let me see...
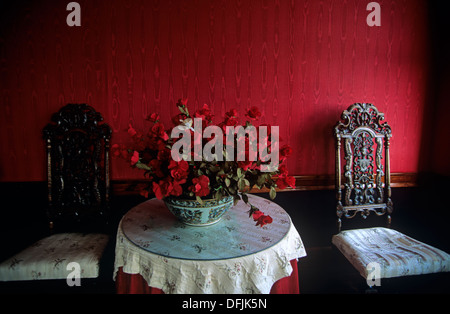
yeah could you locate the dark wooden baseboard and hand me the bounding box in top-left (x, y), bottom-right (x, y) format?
top-left (0, 172), bottom-right (421, 198)
top-left (294, 172), bottom-right (419, 190)
top-left (111, 172), bottom-right (419, 195)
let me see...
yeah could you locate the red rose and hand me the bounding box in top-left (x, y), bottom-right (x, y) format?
top-left (150, 122), bottom-right (169, 141)
top-left (130, 151), bottom-right (139, 165)
top-left (172, 113), bottom-right (188, 126)
top-left (128, 124), bottom-right (137, 137)
top-left (252, 210), bottom-right (264, 220)
top-left (245, 106), bottom-right (261, 120)
top-left (189, 175), bottom-right (210, 197)
top-left (252, 210), bottom-right (273, 227)
top-left (279, 145), bottom-right (293, 162)
top-left (221, 117), bottom-right (239, 132)
top-left (278, 164), bottom-right (289, 176)
top-left (255, 214), bottom-right (273, 227)
top-left (238, 160), bottom-right (255, 172)
top-left (178, 98), bottom-right (188, 107)
top-left (219, 109), bottom-right (239, 131)
top-left (146, 113), bottom-right (160, 122)
top-left (169, 180), bottom-right (183, 197)
top-left (194, 104), bottom-right (214, 124)
top-left (276, 174), bottom-right (296, 190)
top-left (225, 109), bottom-right (238, 118)
top-left (156, 148), bottom-right (171, 161)
top-left (152, 181), bottom-right (166, 200)
top-left (149, 159), bottom-right (164, 178)
top-left (147, 138), bottom-right (167, 151)
top-left (152, 178), bottom-right (174, 200)
top-left (168, 160), bottom-right (189, 182)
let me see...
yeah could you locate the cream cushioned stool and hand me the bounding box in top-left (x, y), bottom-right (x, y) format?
top-left (332, 227), bottom-right (450, 280)
top-left (0, 233), bottom-right (109, 281)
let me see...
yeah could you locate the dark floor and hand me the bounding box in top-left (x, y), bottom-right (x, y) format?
top-left (1, 183), bottom-right (450, 294)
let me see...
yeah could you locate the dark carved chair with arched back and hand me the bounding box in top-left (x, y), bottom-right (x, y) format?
top-left (332, 103), bottom-right (450, 290)
top-left (334, 103), bottom-right (393, 232)
top-left (0, 104), bottom-right (112, 285)
top-left (43, 103), bottom-right (112, 230)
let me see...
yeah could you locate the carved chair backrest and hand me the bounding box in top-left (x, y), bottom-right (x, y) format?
top-left (334, 103), bottom-right (393, 233)
top-left (43, 104), bottom-right (112, 230)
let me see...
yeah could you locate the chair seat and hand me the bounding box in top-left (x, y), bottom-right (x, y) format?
top-left (0, 233), bottom-right (109, 281)
top-left (332, 227), bottom-right (450, 279)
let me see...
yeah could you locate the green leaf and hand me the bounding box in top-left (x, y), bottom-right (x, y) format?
top-left (256, 175), bottom-right (266, 187)
top-left (209, 165), bottom-right (220, 173)
top-left (269, 186), bottom-right (277, 200)
top-left (238, 178), bottom-right (245, 191)
top-left (196, 196), bottom-right (204, 205)
top-left (248, 204), bottom-right (258, 217)
top-left (135, 162), bottom-right (151, 171)
top-left (178, 106), bottom-right (189, 116)
top-left (225, 177), bottom-right (231, 187)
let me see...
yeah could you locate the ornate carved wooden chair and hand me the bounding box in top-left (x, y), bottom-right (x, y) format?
top-left (0, 104), bottom-right (111, 284)
top-left (331, 103), bottom-right (450, 288)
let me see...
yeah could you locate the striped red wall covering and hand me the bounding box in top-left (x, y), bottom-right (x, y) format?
top-left (0, 0), bottom-right (430, 181)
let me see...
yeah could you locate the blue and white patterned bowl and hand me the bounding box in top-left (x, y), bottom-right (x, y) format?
top-left (164, 196), bottom-right (234, 226)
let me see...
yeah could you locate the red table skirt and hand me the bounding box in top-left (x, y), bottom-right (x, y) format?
top-left (116, 259), bottom-right (299, 294)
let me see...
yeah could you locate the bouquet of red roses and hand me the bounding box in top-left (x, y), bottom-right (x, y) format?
top-left (113, 99), bottom-right (295, 226)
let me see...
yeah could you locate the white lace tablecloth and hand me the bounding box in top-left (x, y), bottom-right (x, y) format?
top-left (113, 194), bottom-right (306, 294)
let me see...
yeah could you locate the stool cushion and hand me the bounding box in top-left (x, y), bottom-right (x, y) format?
top-left (0, 233), bottom-right (109, 281)
top-left (332, 227), bottom-right (450, 279)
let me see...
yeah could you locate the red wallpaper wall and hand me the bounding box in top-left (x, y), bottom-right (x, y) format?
top-left (0, 0), bottom-right (430, 181)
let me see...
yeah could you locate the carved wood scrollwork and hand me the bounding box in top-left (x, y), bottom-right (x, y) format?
top-left (334, 103), bottom-right (393, 233)
top-left (43, 104), bottom-right (112, 229)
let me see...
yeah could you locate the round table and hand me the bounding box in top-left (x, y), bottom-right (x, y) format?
top-left (113, 194), bottom-right (306, 294)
